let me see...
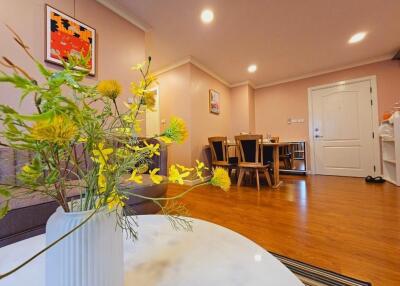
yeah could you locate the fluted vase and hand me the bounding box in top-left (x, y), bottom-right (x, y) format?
top-left (45, 206), bottom-right (124, 286)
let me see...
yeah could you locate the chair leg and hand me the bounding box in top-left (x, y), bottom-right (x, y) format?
top-left (264, 169), bottom-right (272, 187)
top-left (237, 168), bottom-right (245, 187)
top-left (256, 169), bottom-right (260, 191)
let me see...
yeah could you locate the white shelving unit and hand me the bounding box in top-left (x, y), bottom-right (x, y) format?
top-left (381, 116), bottom-right (400, 186)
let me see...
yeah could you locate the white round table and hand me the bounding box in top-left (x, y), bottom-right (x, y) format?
top-left (0, 215), bottom-right (303, 286)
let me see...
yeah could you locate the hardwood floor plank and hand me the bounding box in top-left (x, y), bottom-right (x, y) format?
top-left (167, 175), bottom-right (400, 286)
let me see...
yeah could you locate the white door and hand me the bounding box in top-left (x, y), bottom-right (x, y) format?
top-left (310, 80), bottom-right (375, 177)
top-left (145, 87), bottom-right (160, 137)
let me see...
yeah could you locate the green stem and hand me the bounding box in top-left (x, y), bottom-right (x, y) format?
top-left (0, 208), bottom-right (98, 280)
top-left (124, 182), bottom-right (210, 202)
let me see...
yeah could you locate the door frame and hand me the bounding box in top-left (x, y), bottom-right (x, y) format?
top-left (307, 75), bottom-right (380, 176)
top-left (145, 86), bottom-right (160, 137)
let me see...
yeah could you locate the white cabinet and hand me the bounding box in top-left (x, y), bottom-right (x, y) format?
top-left (381, 116), bottom-right (400, 186)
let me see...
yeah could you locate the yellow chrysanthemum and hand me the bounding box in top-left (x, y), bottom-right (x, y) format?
top-left (168, 165), bottom-right (190, 185)
top-left (149, 168), bottom-right (163, 184)
top-left (30, 115), bottom-right (78, 145)
top-left (97, 80), bottom-right (122, 100)
top-left (161, 116), bottom-right (188, 144)
top-left (210, 167), bottom-right (231, 191)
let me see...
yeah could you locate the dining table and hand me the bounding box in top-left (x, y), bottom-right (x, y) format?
top-left (227, 140), bottom-right (290, 188)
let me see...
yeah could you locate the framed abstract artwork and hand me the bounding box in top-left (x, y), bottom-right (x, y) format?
top-left (209, 89), bottom-right (220, 114)
top-left (45, 5), bottom-right (96, 76)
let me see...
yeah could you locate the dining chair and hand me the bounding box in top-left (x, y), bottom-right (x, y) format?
top-left (234, 135), bottom-right (272, 191)
top-left (208, 136), bottom-right (238, 177)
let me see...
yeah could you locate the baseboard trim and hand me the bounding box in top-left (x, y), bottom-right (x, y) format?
top-left (183, 175), bottom-right (212, 186)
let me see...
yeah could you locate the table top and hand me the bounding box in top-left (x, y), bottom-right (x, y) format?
top-left (0, 215), bottom-right (303, 286)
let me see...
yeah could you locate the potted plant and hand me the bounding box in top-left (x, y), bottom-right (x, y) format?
top-left (0, 28), bottom-right (230, 285)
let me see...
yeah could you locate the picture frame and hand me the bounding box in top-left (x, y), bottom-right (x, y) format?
top-left (209, 89), bottom-right (220, 114)
top-left (45, 5), bottom-right (96, 76)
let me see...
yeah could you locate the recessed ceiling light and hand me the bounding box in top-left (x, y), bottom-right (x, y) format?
top-left (348, 32), bottom-right (367, 44)
top-left (201, 9), bottom-right (214, 23)
top-left (247, 64), bottom-right (257, 73)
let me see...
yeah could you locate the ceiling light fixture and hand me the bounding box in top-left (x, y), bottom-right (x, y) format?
top-left (247, 64), bottom-right (257, 73)
top-left (201, 9), bottom-right (214, 23)
top-left (348, 32), bottom-right (367, 44)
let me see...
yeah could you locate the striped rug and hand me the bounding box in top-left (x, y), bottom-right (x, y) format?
top-left (271, 252), bottom-right (372, 286)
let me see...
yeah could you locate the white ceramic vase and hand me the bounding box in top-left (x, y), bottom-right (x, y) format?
top-left (45, 206), bottom-right (124, 286)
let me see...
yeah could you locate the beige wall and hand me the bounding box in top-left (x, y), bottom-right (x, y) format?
top-left (157, 63), bottom-right (192, 166)
top-left (230, 84), bottom-right (255, 135)
top-left (255, 60), bottom-right (400, 140)
top-left (190, 65), bottom-right (232, 165)
top-left (157, 63), bottom-right (231, 166)
top-left (0, 0), bottom-right (145, 129)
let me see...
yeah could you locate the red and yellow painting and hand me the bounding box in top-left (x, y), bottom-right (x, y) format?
top-left (46, 5), bottom-right (96, 75)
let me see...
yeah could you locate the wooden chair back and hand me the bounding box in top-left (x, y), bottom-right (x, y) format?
top-left (208, 136), bottom-right (229, 164)
top-left (234, 134), bottom-right (263, 165)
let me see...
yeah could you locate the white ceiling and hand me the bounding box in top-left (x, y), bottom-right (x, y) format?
top-left (98, 0), bottom-right (400, 87)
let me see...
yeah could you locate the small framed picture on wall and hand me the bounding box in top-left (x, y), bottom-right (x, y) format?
top-left (209, 89), bottom-right (220, 114)
top-left (45, 5), bottom-right (96, 76)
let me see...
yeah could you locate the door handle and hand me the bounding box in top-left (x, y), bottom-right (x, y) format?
top-left (315, 135), bottom-right (324, 138)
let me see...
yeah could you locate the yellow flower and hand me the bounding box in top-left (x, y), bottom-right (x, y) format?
top-left (131, 62), bottom-right (145, 71)
top-left (161, 116), bottom-right (188, 144)
top-left (130, 80), bottom-right (146, 96)
top-left (176, 164), bottom-right (194, 172)
top-left (195, 160), bottom-right (208, 181)
top-left (144, 141), bottom-right (160, 157)
top-left (30, 115), bottom-right (78, 145)
top-left (115, 127), bottom-right (131, 136)
top-left (159, 136), bottom-right (173, 144)
top-left (98, 173), bottom-right (107, 194)
top-left (92, 143), bottom-right (113, 165)
top-left (128, 169), bottom-right (143, 184)
top-left (210, 167), bottom-right (231, 191)
top-left (21, 164), bottom-right (41, 180)
top-left (106, 188), bottom-right (127, 210)
top-left (134, 120), bottom-right (142, 133)
top-left (97, 80), bottom-right (122, 100)
top-left (123, 102), bottom-right (138, 113)
top-left (143, 90), bottom-right (156, 111)
top-left (149, 168), bottom-right (163, 184)
top-left (168, 165), bottom-right (190, 185)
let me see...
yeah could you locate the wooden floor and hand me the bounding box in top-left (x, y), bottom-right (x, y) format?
top-left (167, 175), bottom-right (400, 286)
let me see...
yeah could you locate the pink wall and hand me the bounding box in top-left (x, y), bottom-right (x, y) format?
top-left (230, 85), bottom-right (250, 135)
top-left (157, 64), bottom-right (192, 166)
top-left (190, 64), bottom-right (232, 165)
top-left (255, 60), bottom-right (400, 140)
top-left (0, 0), bottom-right (145, 130)
top-left (230, 84), bottom-right (256, 135)
top-left (248, 86), bottom-right (255, 133)
top-left (157, 63), bottom-right (232, 166)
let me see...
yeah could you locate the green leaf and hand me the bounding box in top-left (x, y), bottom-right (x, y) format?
top-left (36, 61), bottom-right (53, 78)
top-left (14, 109), bottom-right (55, 122)
top-left (0, 201), bottom-right (10, 219)
top-left (45, 169), bottom-right (59, 185)
top-left (0, 187), bottom-right (11, 198)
